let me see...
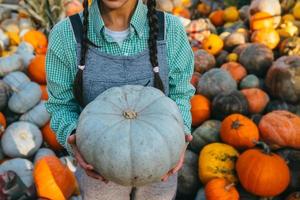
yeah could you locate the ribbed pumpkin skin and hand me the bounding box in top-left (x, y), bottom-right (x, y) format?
top-left (3, 71), bottom-right (30, 90)
top-left (265, 56), bottom-right (300, 103)
top-left (191, 95), bottom-right (211, 127)
top-left (20, 101), bottom-right (50, 127)
top-left (205, 178), bottom-right (239, 200)
top-left (236, 148), bottom-right (290, 197)
top-left (259, 111), bottom-right (300, 149)
top-left (76, 85), bottom-right (186, 186)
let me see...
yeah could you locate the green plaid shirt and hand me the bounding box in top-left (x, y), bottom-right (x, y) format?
top-left (45, 0), bottom-right (195, 151)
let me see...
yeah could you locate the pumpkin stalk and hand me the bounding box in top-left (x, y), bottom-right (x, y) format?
top-left (254, 141), bottom-right (271, 155)
top-left (224, 183), bottom-right (235, 191)
top-left (231, 120), bottom-right (242, 129)
top-left (123, 110), bottom-right (137, 119)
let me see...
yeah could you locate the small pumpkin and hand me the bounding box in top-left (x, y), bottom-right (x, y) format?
top-left (205, 178), bottom-right (239, 200)
top-left (3, 71), bottom-right (30, 90)
top-left (202, 34), bottom-right (224, 55)
top-left (199, 143), bottom-right (239, 184)
top-left (209, 10), bottom-right (225, 27)
top-left (236, 142), bottom-right (290, 197)
top-left (197, 68), bottom-right (237, 100)
top-left (251, 29), bottom-right (280, 50)
top-left (194, 49), bottom-right (216, 73)
top-left (28, 54), bottom-right (46, 84)
top-left (250, 12), bottom-right (276, 31)
top-left (239, 74), bottom-right (260, 89)
top-left (241, 88), bottom-right (270, 114)
top-left (220, 62), bottom-right (247, 82)
top-left (0, 112), bottom-right (6, 136)
top-left (33, 148), bottom-right (55, 163)
top-left (34, 155), bottom-right (80, 200)
top-left (191, 95), bottom-right (211, 127)
top-left (212, 90), bottom-right (249, 120)
top-left (286, 192), bottom-right (300, 200)
top-left (239, 43), bottom-right (274, 77)
top-left (265, 56), bottom-right (300, 103)
top-left (0, 158), bottom-right (34, 187)
top-left (223, 6), bottom-right (239, 22)
top-left (0, 54), bottom-right (25, 77)
top-left (224, 32), bottom-right (248, 50)
top-left (177, 150), bottom-right (201, 196)
top-left (15, 42), bottom-right (35, 67)
top-left (42, 122), bottom-right (63, 151)
top-left (220, 114), bottom-right (259, 149)
top-left (259, 110), bottom-right (300, 149)
top-left (0, 80), bottom-right (11, 111)
top-left (190, 120), bottom-right (221, 154)
top-left (20, 101), bottom-right (50, 127)
top-left (22, 30), bottom-right (47, 54)
top-left (8, 81), bottom-right (42, 114)
top-left (1, 121), bottom-right (42, 158)
top-left (40, 85), bottom-right (48, 100)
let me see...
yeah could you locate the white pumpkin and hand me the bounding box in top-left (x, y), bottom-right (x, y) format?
top-left (20, 101), bottom-right (50, 127)
top-left (1, 121), bottom-right (42, 158)
top-left (60, 156), bottom-right (77, 172)
top-left (34, 148), bottom-right (55, 163)
top-left (0, 54), bottom-right (25, 77)
top-left (0, 158), bottom-right (34, 187)
top-left (15, 42), bottom-right (35, 67)
top-left (3, 71), bottom-right (30, 90)
top-left (77, 85), bottom-right (186, 186)
top-left (8, 81), bottom-right (42, 114)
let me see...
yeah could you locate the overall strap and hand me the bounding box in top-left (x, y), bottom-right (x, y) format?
top-left (70, 14), bottom-right (83, 44)
top-left (156, 10), bottom-right (165, 41)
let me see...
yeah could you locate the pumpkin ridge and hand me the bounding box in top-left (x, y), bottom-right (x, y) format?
top-left (136, 96), bottom-right (165, 114)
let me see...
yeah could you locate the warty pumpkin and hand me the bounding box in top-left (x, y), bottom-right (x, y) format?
top-left (34, 155), bottom-right (80, 200)
top-left (205, 178), bottom-right (239, 200)
top-left (220, 62), bottom-right (247, 82)
top-left (191, 95), bottom-right (211, 127)
top-left (28, 54), bottom-right (46, 84)
top-left (199, 142), bottom-right (239, 184)
top-left (241, 88), bottom-right (270, 114)
top-left (76, 85), bottom-right (186, 186)
top-left (259, 110), bottom-right (300, 149)
top-left (236, 142), bottom-right (290, 197)
top-left (220, 114), bottom-right (259, 149)
top-left (42, 122), bottom-right (63, 151)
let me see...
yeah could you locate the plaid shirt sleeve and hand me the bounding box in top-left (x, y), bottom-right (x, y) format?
top-left (45, 20), bottom-right (80, 153)
top-left (166, 14), bottom-right (195, 134)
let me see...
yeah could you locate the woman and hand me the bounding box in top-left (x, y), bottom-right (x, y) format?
top-left (45, 0), bottom-right (195, 198)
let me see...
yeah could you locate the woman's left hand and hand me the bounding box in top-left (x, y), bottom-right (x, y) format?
top-left (161, 134), bottom-right (193, 182)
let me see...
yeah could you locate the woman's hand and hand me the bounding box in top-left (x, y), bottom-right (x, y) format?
top-left (68, 134), bottom-right (108, 183)
top-left (161, 134), bottom-right (193, 182)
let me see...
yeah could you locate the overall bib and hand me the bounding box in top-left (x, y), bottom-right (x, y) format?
top-left (70, 12), bottom-right (178, 200)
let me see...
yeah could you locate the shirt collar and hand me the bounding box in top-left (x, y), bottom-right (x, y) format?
top-left (89, 0), bottom-right (147, 40)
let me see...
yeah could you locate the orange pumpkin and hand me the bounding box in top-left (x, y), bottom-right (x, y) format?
top-left (197, 3), bottom-right (211, 16)
top-left (191, 95), bottom-right (211, 127)
top-left (23, 30), bottom-right (47, 54)
top-left (241, 88), bottom-right (269, 114)
top-left (202, 34), bottom-right (224, 55)
top-left (0, 112), bottom-right (6, 136)
top-left (40, 85), bottom-right (49, 100)
top-left (34, 155), bottom-right (80, 200)
top-left (205, 178), bottom-right (239, 200)
top-left (220, 62), bottom-right (247, 82)
top-left (250, 12), bottom-right (275, 31)
top-left (259, 110), bottom-right (300, 149)
top-left (42, 122), bottom-right (63, 151)
top-left (251, 29), bottom-right (280, 50)
top-left (28, 55), bottom-right (46, 84)
top-left (236, 142), bottom-right (290, 197)
top-left (209, 10), bottom-right (225, 27)
top-left (173, 7), bottom-right (191, 19)
top-left (220, 114), bottom-right (259, 149)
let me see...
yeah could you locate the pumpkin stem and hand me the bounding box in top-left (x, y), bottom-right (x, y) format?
top-left (224, 183), bottom-right (235, 191)
top-left (231, 120), bottom-right (242, 129)
top-left (123, 110), bottom-right (137, 119)
top-left (254, 141), bottom-right (271, 155)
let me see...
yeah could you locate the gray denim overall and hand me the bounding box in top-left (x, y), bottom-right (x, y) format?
top-left (70, 12), bottom-right (177, 200)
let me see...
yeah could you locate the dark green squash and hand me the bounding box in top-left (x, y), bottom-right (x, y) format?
top-left (239, 74), bottom-right (260, 89)
top-left (265, 100), bottom-right (290, 113)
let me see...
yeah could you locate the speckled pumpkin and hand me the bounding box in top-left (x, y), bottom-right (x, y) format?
top-left (194, 49), bottom-right (216, 73)
top-left (199, 143), bottom-right (239, 184)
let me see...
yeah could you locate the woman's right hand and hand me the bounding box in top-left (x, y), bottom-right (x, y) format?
top-left (68, 134), bottom-right (108, 183)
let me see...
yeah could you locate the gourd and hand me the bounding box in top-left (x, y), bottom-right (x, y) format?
top-left (205, 178), bottom-right (239, 200)
top-left (1, 121), bottom-right (42, 158)
top-left (265, 56), bottom-right (300, 103)
top-left (34, 155), bottom-right (80, 200)
top-left (3, 71), bottom-right (30, 89)
top-left (0, 80), bottom-right (11, 111)
top-left (42, 122), bottom-right (63, 151)
top-left (20, 101), bottom-right (50, 127)
top-left (259, 111), bottom-right (300, 149)
top-left (34, 148), bottom-right (55, 163)
top-left (0, 54), bottom-right (25, 77)
top-left (212, 90), bottom-right (249, 120)
top-left (239, 43), bottom-right (274, 77)
top-left (241, 88), bottom-right (270, 114)
top-left (190, 120), bottom-right (221, 153)
top-left (194, 49), bottom-right (216, 73)
top-left (239, 74), bottom-right (260, 89)
top-left (220, 62), bottom-right (247, 82)
top-left (202, 34), bottom-right (224, 55)
top-left (236, 142), bottom-right (290, 197)
top-left (191, 95), bottom-right (211, 127)
top-left (220, 114), bottom-right (259, 149)
top-left (8, 81), bottom-right (42, 114)
top-left (76, 85), bottom-right (186, 186)
top-left (199, 143), bottom-right (239, 184)
top-left (28, 54), bottom-right (46, 84)
top-left (0, 158), bottom-right (34, 187)
top-left (177, 150), bottom-right (201, 196)
top-left (251, 29), bottom-right (280, 50)
top-left (197, 69), bottom-right (237, 100)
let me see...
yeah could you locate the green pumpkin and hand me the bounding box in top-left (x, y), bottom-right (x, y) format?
top-left (239, 74), bottom-right (260, 89)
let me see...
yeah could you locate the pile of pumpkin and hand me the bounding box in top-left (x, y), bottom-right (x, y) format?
top-left (168, 0), bottom-right (300, 199)
top-left (0, 8), bottom-right (81, 200)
